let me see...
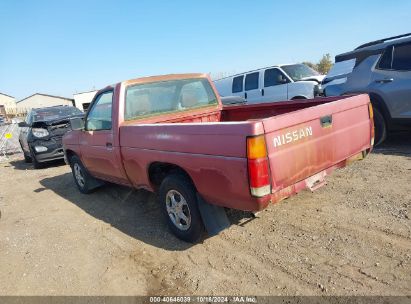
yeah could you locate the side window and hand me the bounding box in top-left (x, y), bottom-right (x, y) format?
top-left (232, 75), bottom-right (244, 93)
top-left (392, 43), bottom-right (411, 70)
top-left (377, 46), bottom-right (393, 70)
top-left (264, 68), bottom-right (285, 87)
top-left (86, 91), bottom-right (113, 131)
top-left (245, 72), bottom-right (259, 91)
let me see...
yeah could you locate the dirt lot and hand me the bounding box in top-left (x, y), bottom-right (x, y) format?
top-left (0, 132), bottom-right (410, 296)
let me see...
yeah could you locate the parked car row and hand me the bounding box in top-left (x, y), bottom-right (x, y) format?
top-left (212, 33), bottom-right (411, 146)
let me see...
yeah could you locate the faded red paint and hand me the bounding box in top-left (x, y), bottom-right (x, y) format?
top-left (63, 74), bottom-right (373, 212)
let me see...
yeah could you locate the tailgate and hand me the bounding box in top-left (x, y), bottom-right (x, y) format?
top-left (263, 94), bottom-right (373, 193)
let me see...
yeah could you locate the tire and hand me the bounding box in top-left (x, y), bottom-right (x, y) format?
top-left (373, 107), bottom-right (387, 146)
top-left (69, 155), bottom-right (100, 194)
top-left (19, 142), bottom-right (32, 163)
top-left (29, 148), bottom-right (43, 169)
top-left (158, 174), bottom-right (204, 242)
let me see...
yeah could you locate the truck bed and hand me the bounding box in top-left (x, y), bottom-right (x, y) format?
top-left (119, 94), bottom-right (373, 211)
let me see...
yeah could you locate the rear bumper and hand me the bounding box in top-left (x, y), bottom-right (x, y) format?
top-left (29, 139), bottom-right (64, 163)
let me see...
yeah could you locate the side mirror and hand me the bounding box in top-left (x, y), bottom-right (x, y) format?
top-left (69, 117), bottom-right (85, 130)
top-left (276, 75), bottom-right (288, 84)
top-left (18, 121), bottom-right (28, 127)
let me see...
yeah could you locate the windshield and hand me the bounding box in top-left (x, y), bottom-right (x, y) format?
top-left (281, 64), bottom-right (320, 81)
top-left (125, 78), bottom-right (218, 120)
top-left (32, 106), bottom-right (83, 122)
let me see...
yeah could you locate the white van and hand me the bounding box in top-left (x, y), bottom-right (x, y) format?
top-left (213, 64), bottom-right (324, 104)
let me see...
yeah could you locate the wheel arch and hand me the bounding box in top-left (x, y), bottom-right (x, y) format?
top-left (367, 92), bottom-right (391, 121)
top-left (65, 149), bottom-right (78, 166)
top-left (290, 95), bottom-right (308, 100)
top-left (148, 162), bottom-right (196, 191)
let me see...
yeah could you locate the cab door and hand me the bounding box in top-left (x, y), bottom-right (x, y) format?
top-left (260, 68), bottom-right (289, 102)
top-left (79, 90), bottom-right (128, 184)
top-left (371, 42), bottom-right (411, 120)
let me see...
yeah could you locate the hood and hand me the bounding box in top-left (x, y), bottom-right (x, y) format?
top-left (31, 114), bottom-right (84, 129)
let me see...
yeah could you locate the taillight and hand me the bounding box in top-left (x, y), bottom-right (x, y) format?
top-left (368, 103), bottom-right (375, 146)
top-left (247, 135), bottom-right (271, 197)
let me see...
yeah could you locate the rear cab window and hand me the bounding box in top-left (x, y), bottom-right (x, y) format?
top-left (245, 72), bottom-right (259, 91)
top-left (124, 78), bottom-right (218, 120)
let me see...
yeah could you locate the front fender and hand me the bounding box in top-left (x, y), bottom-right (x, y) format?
top-left (63, 130), bottom-right (82, 163)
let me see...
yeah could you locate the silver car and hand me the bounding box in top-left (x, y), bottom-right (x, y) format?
top-left (323, 33), bottom-right (411, 145)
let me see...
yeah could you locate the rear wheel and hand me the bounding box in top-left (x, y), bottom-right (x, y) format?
top-left (158, 174), bottom-right (204, 242)
top-left (373, 107), bottom-right (387, 146)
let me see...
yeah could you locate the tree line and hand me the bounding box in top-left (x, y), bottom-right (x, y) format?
top-left (303, 53), bottom-right (333, 75)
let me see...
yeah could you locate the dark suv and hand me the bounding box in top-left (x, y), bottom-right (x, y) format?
top-left (19, 105), bottom-right (83, 168)
top-left (322, 33), bottom-right (411, 145)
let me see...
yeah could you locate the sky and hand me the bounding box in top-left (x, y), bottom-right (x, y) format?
top-left (0, 0), bottom-right (410, 100)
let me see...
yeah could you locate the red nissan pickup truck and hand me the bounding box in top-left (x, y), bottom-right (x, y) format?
top-left (63, 73), bottom-right (374, 242)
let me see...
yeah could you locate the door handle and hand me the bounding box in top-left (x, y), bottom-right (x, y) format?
top-left (244, 92), bottom-right (247, 100)
top-left (261, 89), bottom-right (265, 96)
top-left (320, 115), bottom-right (333, 128)
top-left (106, 142), bottom-right (113, 149)
top-left (375, 78), bottom-right (393, 84)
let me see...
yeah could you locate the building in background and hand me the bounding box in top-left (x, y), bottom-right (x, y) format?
top-left (17, 93), bottom-right (74, 109)
top-left (0, 93), bottom-right (17, 121)
top-left (0, 92), bottom-right (16, 108)
top-left (73, 90), bottom-right (97, 112)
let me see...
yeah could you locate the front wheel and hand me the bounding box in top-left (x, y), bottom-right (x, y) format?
top-left (70, 155), bottom-right (100, 194)
top-left (29, 148), bottom-right (43, 169)
top-left (19, 142), bottom-right (31, 163)
top-left (158, 174), bottom-right (204, 242)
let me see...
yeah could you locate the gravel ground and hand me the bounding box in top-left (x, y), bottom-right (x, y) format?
top-left (0, 132), bottom-right (410, 296)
